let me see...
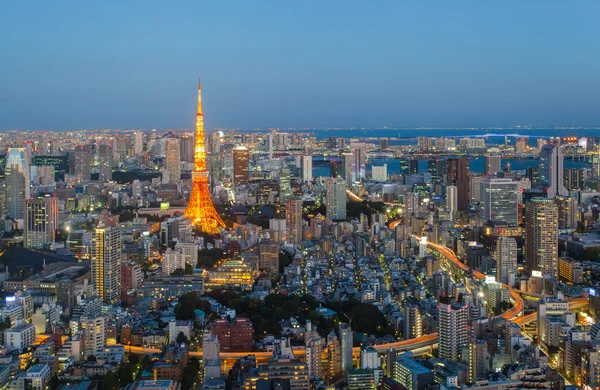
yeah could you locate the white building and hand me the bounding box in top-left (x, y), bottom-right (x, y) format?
top-left (4, 322), bottom-right (35, 352)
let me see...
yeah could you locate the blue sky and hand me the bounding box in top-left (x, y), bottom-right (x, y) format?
top-left (1, 1), bottom-right (599, 130)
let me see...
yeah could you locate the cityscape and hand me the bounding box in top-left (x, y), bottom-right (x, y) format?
top-left (2, 2), bottom-right (600, 390)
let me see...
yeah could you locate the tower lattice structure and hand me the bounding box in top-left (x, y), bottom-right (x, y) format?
top-left (185, 79), bottom-right (226, 234)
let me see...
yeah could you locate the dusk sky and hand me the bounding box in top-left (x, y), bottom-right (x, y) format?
top-left (1, 1), bottom-right (599, 130)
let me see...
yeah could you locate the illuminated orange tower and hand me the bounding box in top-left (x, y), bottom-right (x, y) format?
top-left (185, 78), bottom-right (226, 234)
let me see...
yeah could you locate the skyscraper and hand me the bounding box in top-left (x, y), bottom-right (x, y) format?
top-left (326, 177), bottom-right (346, 221)
top-left (233, 146), bottom-right (250, 186)
top-left (286, 197), bottom-right (303, 244)
top-left (24, 195), bottom-right (58, 250)
top-left (165, 138), bottom-right (181, 184)
top-left (494, 237), bottom-right (517, 286)
top-left (404, 303), bottom-right (422, 340)
top-left (555, 196), bottom-right (577, 229)
top-left (350, 142), bottom-right (367, 182)
top-left (73, 144), bottom-right (93, 180)
top-left (484, 154), bottom-right (501, 176)
top-left (180, 134), bottom-right (196, 163)
top-left (326, 331), bottom-right (342, 382)
top-left (525, 198), bottom-right (558, 278)
top-left (302, 154), bottom-right (312, 182)
top-left (339, 323), bottom-right (353, 372)
top-left (5, 147), bottom-right (30, 220)
top-left (279, 168), bottom-right (291, 202)
top-left (446, 185), bottom-right (457, 219)
top-left (539, 144), bottom-right (568, 199)
top-left (184, 79), bottom-right (226, 234)
top-left (92, 223), bottom-right (122, 304)
top-left (446, 158), bottom-right (470, 211)
top-left (468, 340), bottom-right (489, 382)
top-left (342, 153), bottom-right (353, 187)
top-left (133, 131), bottom-right (144, 156)
top-left (480, 178), bottom-right (518, 226)
top-left (96, 143), bottom-right (113, 182)
top-left (437, 301), bottom-right (469, 361)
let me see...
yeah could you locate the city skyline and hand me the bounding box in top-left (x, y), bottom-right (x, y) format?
top-left (2, 1), bottom-right (600, 130)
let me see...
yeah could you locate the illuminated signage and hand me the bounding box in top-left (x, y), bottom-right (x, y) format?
top-left (160, 202), bottom-right (170, 210)
top-left (532, 270), bottom-right (542, 278)
top-left (591, 288), bottom-right (597, 297)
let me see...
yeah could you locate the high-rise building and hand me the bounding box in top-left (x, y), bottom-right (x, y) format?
top-left (484, 154), bottom-right (501, 176)
top-left (233, 146), bottom-right (250, 186)
top-left (339, 323), bottom-right (353, 372)
top-left (539, 144), bottom-right (568, 199)
top-left (494, 237), bottom-right (517, 286)
top-left (180, 135), bottom-right (195, 163)
top-left (401, 159), bottom-right (419, 176)
top-left (133, 131), bottom-right (144, 156)
top-left (393, 354), bottom-right (434, 390)
top-left (404, 303), bottom-right (422, 340)
top-left (537, 298), bottom-right (568, 343)
top-left (279, 168), bottom-right (291, 202)
top-left (350, 142), bottom-right (367, 182)
top-left (81, 314), bottom-right (106, 356)
top-left (184, 79), bottom-right (226, 234)
top-left (468, 340), bottom-right (489, 382)
top-left (564, 168), bottom-right (585, 191)
top-left (165, 138), bottom-right (181, 184)
top-left (91, 223), bottom-right (122, 304)
top-left (525, 198), bottom-right (558, 278)
top-left (342, 153), bottom-right (353, 187)
top-left (446, 185), bottom-right (457, 219)
top-left (326, 332), bottom-right (342, 382)
top-left (446, 158), bottom-right (470, 211)
top-left (372, 164), bottom-right (387, 181)
top-left (437, 301), bottom-right (469, 361)
top-left (5, 147), bottom-right (30, 220)
top-left (480, 178), bottom-right (518, 226)
top-left (72, 144), bottom-right (93, 180)
top-left (305, 337), bottom-right (323, 379)
top-left (258, 239), bottom-right (279, 275)
top-left (301, 155), bottom-right (312, 182)
top-left (555, 196), bottom-right (577, 229)
top-left (326, 177), bottom-right (347, 221)
top-left (96, 143), bottom-right (113, 182)
top-left (286, 197), bottom-right (303, 244)
top-left (24, 195), bottom-right (58, 250)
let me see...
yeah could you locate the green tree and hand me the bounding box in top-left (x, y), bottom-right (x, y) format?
top-left (176, 331), bottom-right (189, 344)
top-left (181, 365), bottom-right (199, 390)
top-left (118, 363), bottom-right (138, 385)
top-left (103, 371), bottom-right (120, 390)
top-left (185, 263), bottom-right (194, 275)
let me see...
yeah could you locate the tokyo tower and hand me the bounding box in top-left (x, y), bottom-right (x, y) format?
top-left (184, 78), bottom-right (226, 234)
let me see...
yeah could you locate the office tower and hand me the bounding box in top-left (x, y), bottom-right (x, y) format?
top-left (342, 153), bottom-right (353, 186)
top-left (133, 131), bottom-right (143, 156)
top-left (233, 146), bottom-right (250, 186)
top-left (539, 144), bottom-right (569, 198)
top-left (525, 198), bottom-right (558, 278)
top-left (372, 164), bottom-right (387, 181)
top-left (24, 195), bottom-right (58, 250)
top-left (72, 144), bottom-right (93, 180)
top-left (5, 148), bottom-right (30, 220)
top-left (96, 143), bottom-right (113, 182)
top-left (185, 79), bottom-right (226, 234)
top-left (393, 354), bottom-right (434, 390)
top-left (91, 223), bottom-right (122, 304)
top-left (427, 159), bottom-right (445, 183)
top-left (537, 298), bottom-right (569, 343)
top-left (484, 154), bottom-right (501, 176)
top-left (446, 185), bottom-right (457, 219)
top-left (437, 301), bottom-right (469, 361)
top-left (326, 332), bottom-right (342, 382)
top-left (494, 237), bottom-right (517, 286)
top-left (81, 314), bottom-right (106, 356)
top-left (480, 178), bottom-right (518, 226)
top-left (526, 166), bottom-right (540, 188)
top-left (404, 303), bottom-right (422, 339)
top-left (564, 168), bottom-right (585, 191)
top-left (258, 239), bottom-right (279, 275)
top-left (339, 323), bottom-right (353, 372)
top-left (286, 197), bottom-right (303, 244)
top-left (446, 158), bottom-right (470, 211)
top-left (306, 337), bottom-right (323, 379)
top-left (301, 154), bottom-right (312, 182)
top-left (468, 340), bottom-right (489, 382)
top-left (279, 168), bottom-right (291, 202)
top-left (32, 155), bottom-right (69, 182)
top-left (326, 177), bottom-right (347, 221)
top-left (268, 132), bottom-right (274, 159)
top-left (555, 196), bottom-right (577, 229)
top-left (162, 248), bottom-right (184, 275)
top-left (178, 134), bottom-right (194, 163)
top-left (400, 159), bottom-right (419, 176)
top-left (116, 134), bottom-right (132, 160)
top-left (350, 142), bottom-right (367, 182)
top-left (164, 138), bottom-right (181, 184)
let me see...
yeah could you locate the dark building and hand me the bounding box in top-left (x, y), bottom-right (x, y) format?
top-left (564, 168), bottom-right (585, 191)
top-left (32, 155), bottom-right (69, 181)
top-left (400, 159), bottom-right (419, 176)
top-left (446, 158), bottom-right (470, 211)
top-left (330, 160), bottom-right (343, 178)
top-left (526, 166), bottom-right (540, 187)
